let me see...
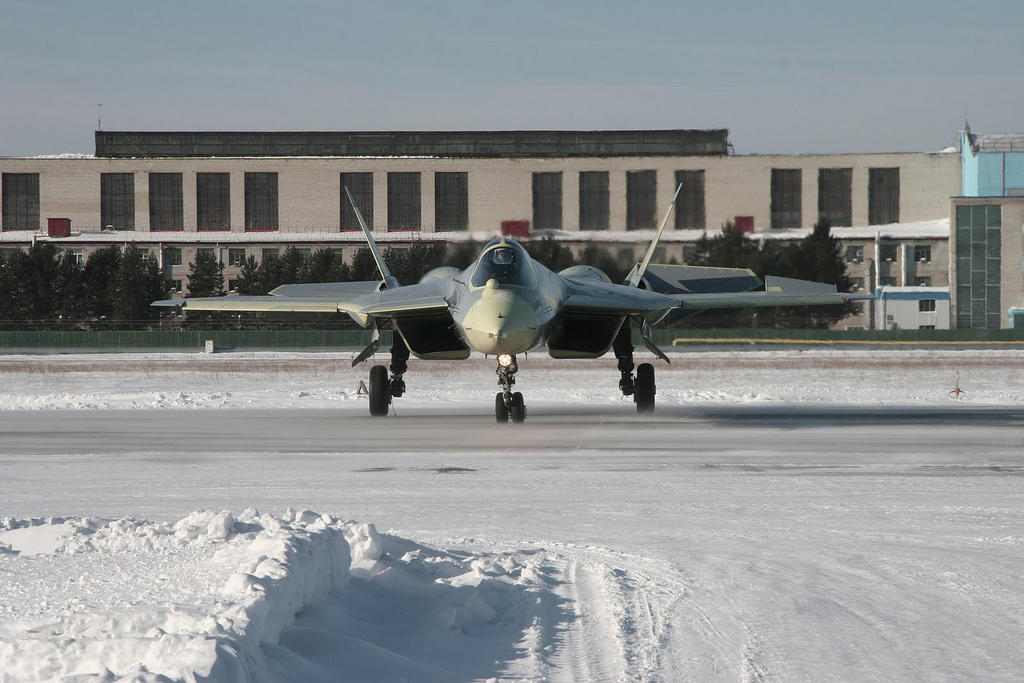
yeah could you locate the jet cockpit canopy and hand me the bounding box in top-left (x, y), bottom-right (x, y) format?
top-left (471, 239), bottom-right (535, 287)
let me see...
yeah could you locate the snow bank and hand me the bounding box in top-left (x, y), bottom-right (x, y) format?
top-left (0, 509), bottom-right (351, 682)
top-left (0, 509), bottom-right (554, 682)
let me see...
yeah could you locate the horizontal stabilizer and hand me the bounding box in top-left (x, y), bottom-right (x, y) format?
top-left (629, 264), bottom-right (762, 295)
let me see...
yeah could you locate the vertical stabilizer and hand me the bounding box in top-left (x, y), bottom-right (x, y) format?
top-left (344, 186), bottom-right (399, 290)
top-left (629, 183), bottom-right (683, 287)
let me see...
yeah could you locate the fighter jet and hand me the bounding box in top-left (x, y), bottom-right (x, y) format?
top-left (153, 186), bottom-right (864, 422)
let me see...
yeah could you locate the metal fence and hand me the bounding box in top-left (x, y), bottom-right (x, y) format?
top-left (2, 328), bottom-right (1024, 351)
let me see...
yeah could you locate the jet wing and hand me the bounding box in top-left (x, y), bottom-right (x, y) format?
top-left (561, 277), bottom-right (680, 321)
top-left (675, 275), bottom-right (865, 310)
top-left (152, 277), bottom-right (453, 326)
top-left (150, 295), bottom-right (345, 313)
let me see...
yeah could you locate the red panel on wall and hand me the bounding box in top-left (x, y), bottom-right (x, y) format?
top-left (734, 215), bottom-right (754, 233)
top-left (500, 220), bottom-right (530, 238)
top-left (47, 218), bottom-right (71, 237)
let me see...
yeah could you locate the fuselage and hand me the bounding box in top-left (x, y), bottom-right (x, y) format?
top-left (449, 238), bottom-right (565, 356)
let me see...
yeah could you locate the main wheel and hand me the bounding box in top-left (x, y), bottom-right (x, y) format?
top-left (510, 391), bottom-right (526, 423)
top-left (495, 392), bottom-right (509, 423)
top-left (635, 362), bottom-right (655, 414)
top-left (368, 365), bottom-right (391, 417)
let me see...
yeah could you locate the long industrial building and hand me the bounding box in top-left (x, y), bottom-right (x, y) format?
top-left (1, 127), bottom-right (1016, 329)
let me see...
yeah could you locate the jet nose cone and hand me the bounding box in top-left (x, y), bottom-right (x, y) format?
top-left (462, 290), bottom-right (540, 355)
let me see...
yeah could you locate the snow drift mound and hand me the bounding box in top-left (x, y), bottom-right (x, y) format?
top-left (0, 510), bottom-right (560, 683)
top-left (0, 509), bottom-right (356, 682)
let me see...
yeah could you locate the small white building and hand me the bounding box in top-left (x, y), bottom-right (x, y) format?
top-left (875, 286), bottom-right (950, 330)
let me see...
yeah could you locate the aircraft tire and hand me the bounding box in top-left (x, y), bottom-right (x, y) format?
top-left (510, 391), bottom-right (526, 423)
top-left (369, 365), bottom-right (391, 416)
top-left (495, 392), bottom-right (509, 423)
top-left (635, 363), bottom-right (655, 414)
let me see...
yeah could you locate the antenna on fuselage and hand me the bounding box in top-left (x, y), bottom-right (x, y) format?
top-left (629, 182), bottom-right (682, 287)
top-left (344, 186), bottom-right (398, 290)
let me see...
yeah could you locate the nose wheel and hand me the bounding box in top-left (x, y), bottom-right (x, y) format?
top-left (495, 355), bottom-right (526, 423)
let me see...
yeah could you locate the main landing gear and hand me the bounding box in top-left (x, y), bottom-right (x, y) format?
top-left (368, 335), bottom-right (410, 417)
top-left (495, 354), bottom-right (526, 423)
top-left (613, 323), bottom-right (656, 414)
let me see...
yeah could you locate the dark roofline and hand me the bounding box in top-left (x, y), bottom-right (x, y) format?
top-left (95, 129), bottom-right (729, 159)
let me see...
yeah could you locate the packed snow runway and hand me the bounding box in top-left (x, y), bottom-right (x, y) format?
top-left (2, 349), bottom-right (1024, 682)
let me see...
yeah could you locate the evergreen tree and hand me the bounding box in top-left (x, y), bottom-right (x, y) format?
top-left (83, 246), bottom-right (123, 321)
top-left (306, 248), bottom-right (349, 283)
top-left (525, 235), bottom-right (575, 273)
top-left (349, 247), bottom-right (381, 281)
top-left (769, 218), bottom-right (855, 329)
top-left (52, 251), bottom-right (86, 326)
top-left (384, 243), bottom-right (447, 284)
top-left (186, 251), bottom-right (225, 298)
top-left (111, 245), bottom-right (163, 327)
top-left (445, 240), bottom-right (483, 270)
top-left (234, 255), bottom-right (263, 295)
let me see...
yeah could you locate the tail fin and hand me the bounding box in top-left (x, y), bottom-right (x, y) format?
top-left (344, 186), bottom-right (399, 290)
top-left (629, 182), bottom-right (683, 287)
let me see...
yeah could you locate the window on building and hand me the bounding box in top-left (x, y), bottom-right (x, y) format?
top-left (295, 247), bottom-right (312, 259)
top-left (955, 204), bottom-right (1002, 329)
top-left (845, 245), bottom-right (864, 263)
top-left (914, 244), bottom-right (932, 263)
top-left (869, 167), bottom-right (900, 225)
top-left (913, 276), bottom-right (932, 287)
top-left (919, 325), bottom-right (936, 330)
top-left (879, 244), bottom-right (898, 262)
top-left (579, 171), bottom-right (609, 231)
top-left (532, 172), bottom-right (562, 231)
top-left (261, 248), bottom-right (278, 261)
top-left (674, 170), bottom-right (705, 230)
top-left (770, 168), bottom-right (801, 229)
top-left (919, 299), bottom-right (936, 312)
top-left (435, 172), bottom-right (468, 231)
top-left (341, 172), bottom-right (373, 231)
top-left (850, 277), bottom-right (865, 291)
top-left (138, 248), bottom-right (151, 260)
top-left (196, 247), bottom-right (215, 260)
top-left (626, 170), bottom-right (657, 231)
top-left (387, 172), bottom-right (421, 231)
top-left (2, 173), bottom-right (40, 231)
top-left (1, 247), bottom-right (21, 262)
top-left (228, 279), bottom-right (240, 292)
top-left (818, 168), bottom-right (852, 226)
top-left (245, 172), bottom-right (278, 231)
top-left (101, 173), bottom-right (135, 230)
top-left (197, 172), bottom-right (230, 231)
top-left (682, 245), bottom-right (697, 264)
top-left (149, 173), bottom-right (183, 231)
top-left (68, 249), bottom-right (84, 266)
top-left (163, 246), bottom-right (182, 266)
top-left (879, 276), bottom-right (897, 286)
top-left (167, 279), bottom-right (183, 294)
top-left (228, 248), bottom-right (246, 267)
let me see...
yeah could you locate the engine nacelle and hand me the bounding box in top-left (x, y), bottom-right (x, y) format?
top-left (418, 266), bottom-right (462, 284)
top-left (557, 265), bottom-right (612, 283)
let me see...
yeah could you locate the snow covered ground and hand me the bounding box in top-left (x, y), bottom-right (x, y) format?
top-left (2, 348), bottom-right (1024, 681)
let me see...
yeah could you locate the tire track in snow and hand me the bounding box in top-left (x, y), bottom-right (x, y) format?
top-left (539, 545), bottom-right (692, 682)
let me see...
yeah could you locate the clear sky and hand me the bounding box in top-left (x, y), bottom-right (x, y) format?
top-left (2, 0), bottom-right (1022, 157)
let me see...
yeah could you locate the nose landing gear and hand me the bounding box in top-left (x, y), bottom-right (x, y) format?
top-left (495, 354), bottom-right (526, 423)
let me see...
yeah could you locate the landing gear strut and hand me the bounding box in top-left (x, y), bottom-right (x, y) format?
top-left (368, 334), bottom-right (410, 417)
top-left (495, 354), bottom-right (526, 423)
top-left (613, 322), bottom-right (656, 414)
